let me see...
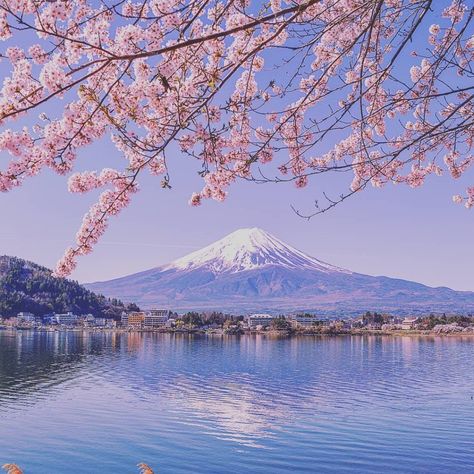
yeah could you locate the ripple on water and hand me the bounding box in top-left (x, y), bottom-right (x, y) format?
top-left (1, 332), bottom-right (474, 473)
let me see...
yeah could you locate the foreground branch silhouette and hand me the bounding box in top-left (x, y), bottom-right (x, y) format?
top-left (0, 0), bottom-right (472, 274)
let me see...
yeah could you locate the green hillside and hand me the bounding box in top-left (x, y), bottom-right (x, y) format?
top-left (0, 255), bottom-right (137, 318)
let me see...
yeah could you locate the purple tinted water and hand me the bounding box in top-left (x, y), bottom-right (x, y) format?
top-left (1, 331), bottom-right (473, 473)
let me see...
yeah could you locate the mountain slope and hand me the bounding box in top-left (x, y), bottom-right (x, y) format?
top-left (163, 227), bottom-right (351, 274)
top-left (86, 228), bottom-right (474, 314)
top-left (0, 255), bottom-right (133, 318)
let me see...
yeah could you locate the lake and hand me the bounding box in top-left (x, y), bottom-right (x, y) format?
top-left (1, 331), bottom-right (474, 473)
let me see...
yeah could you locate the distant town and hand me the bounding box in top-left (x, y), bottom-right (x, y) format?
top-left (1, 310), bottom-right (474, 336)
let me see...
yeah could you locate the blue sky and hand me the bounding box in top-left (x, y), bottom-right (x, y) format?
top-left (1, 134), bottom-right (473, 290)
top-left (0, 1), bottom-right (473, 290)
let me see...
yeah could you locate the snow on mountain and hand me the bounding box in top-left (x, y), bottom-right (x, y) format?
top-left (86, 228), bottom-right (474, 313)
top-left (163, 227), bottom-right (351, 275)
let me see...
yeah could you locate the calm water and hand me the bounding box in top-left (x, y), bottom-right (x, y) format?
top-left (1, 331), bottom-right (474, 473)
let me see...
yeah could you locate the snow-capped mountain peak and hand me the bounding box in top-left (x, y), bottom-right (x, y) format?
top-left (86, 227), bottom-right (474, 313)
top-left (163, 227), bottom-right (351, 275)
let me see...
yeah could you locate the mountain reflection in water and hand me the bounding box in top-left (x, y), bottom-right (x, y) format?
top-left (1, 331), bottom-right (474, 473)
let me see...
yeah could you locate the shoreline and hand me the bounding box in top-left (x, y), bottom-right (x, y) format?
top-left (2, 326), bottom-right (474, 338)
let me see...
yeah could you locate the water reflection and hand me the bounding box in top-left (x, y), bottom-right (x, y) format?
top-left (1, 332), bottom-right (474, 473)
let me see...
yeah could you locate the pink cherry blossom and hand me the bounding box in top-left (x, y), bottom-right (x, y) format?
top-left (0, 0), bottom-right (471, 275)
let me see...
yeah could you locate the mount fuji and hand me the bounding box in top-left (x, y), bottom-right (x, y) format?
top-left (86, 228), bottom-right (474, 314)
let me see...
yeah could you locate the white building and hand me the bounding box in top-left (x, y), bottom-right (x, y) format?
top-left (79, 314), bottom-right (96, 327)
top-left (246, 313), bottom-right (275, 328)
top-left (401, 317), bottom-right (419, 330)
top-left (17, 312), bottom-right (36, 323)
top-left (120, 312), bottom-right (129, 327)
top-left (53, 312), bottom-right (78, 326)
top-left (144, 309), bottom-right (170, 328)
top-left (150, 309), bottom-right (171, 319)
top-left (288, 314), bottom-right (321, 328)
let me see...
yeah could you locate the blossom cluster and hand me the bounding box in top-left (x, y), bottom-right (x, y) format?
top-left (0, 0), bottom-right (472, 275)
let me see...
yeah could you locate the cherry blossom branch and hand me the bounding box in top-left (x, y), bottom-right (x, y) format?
top-left (0, 0), bottom-right (472, 275)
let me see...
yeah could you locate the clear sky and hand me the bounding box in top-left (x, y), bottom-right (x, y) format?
top-left (1, 134), bottom-right (473, 290)
top-left (0, 1), bottom-right (473, 291)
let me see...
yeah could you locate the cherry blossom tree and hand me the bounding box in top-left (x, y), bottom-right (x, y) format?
top-left (0, 0), bottom-right (472, 275)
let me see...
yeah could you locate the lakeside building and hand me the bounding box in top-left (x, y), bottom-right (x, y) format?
top-left (128, 312), bottom-right (146, 328)
top-left (382, 323), bottom-right (398, 330)
top-left (391, 316), bottom-right (404, 325)
top-left (366, 322), bottom-right (382, 330)
top-left (52, 312), bottom-right (78, 326)
top-left (17, 312), bottom-right (36, 323)
top-left (150, 309), bottom-right (171, 318)
top-left (166, 318), bottom-right (176, 328)
top-left (77, 314), bottom-right (94, 326)
top-left (246, 313), bottom-right (275, 328)
top-left (85, 314), bottom-right (96, 324)
top-left (349, 317), bottom-right (364, 329)
top-left (401, 317), bottom-right (419, 330)
top-left (288, 314), bottom-right (325, 328)
top-left (120, 312), bottom-right (129, 327)
top-left (93, 318), bottom-right (117, 328)
top-left (144, 310), bottom-right (170, 329)
top-left (42, 314), bottom-right (56, 325)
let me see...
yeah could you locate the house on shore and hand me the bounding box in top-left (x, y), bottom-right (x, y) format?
top-left (17, 312), bottom-right (36, 323)
top-left (144, 309), bottom-right (171, 328)
top-left (401, 317), bottom-right (419, 330)
top-left (246, 314), bottom-right (275, 328)
top-left (288, 314), bottom-right (323, 328)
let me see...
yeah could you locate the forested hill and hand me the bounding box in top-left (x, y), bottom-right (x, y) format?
top-left (0, 255), bottom-right (136, 318)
